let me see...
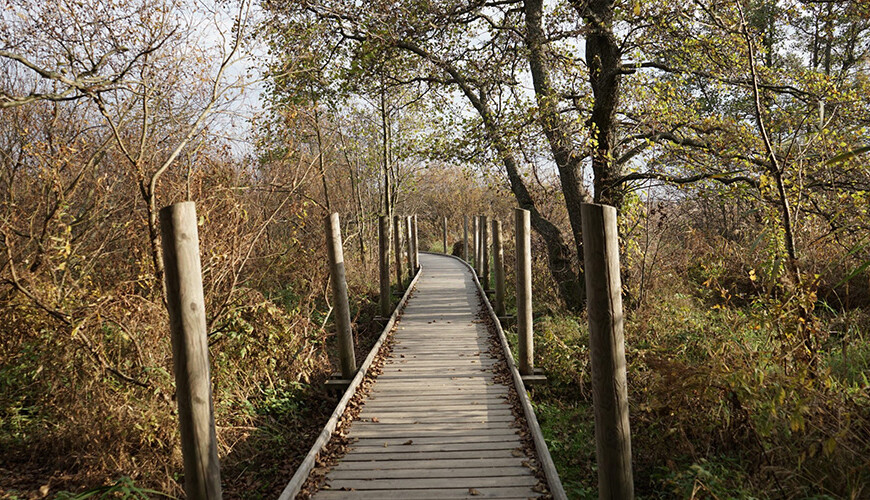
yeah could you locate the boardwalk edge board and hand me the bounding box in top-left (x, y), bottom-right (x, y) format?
top-left (278, 268), bottom-right (423, 500)
top-left (431, 251), bottom-right (569, 500)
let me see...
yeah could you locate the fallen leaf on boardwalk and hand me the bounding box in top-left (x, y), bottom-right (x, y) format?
top-left (383, 442), bottom-right (388, 447)
top-left (468, 488), bottom-right (481, 495)
top-left (532, 484), bottom-right (547, 493)
top-left (371, 417), bottom-right (379, 422)
top-left (512, 449), bottom-right (524, 457)
top-left (403, 439), bottom-right (413, 445)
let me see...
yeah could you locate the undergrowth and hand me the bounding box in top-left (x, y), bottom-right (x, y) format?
top-left (527, 286), bottom-right (870, 499)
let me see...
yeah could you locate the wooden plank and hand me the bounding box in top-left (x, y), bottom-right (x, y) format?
top-left (383, 360), bottom-right (495, 366)
top-left (351, 435), bottom-right (520, 447)
top-left (359, 406), bottom-right (511, 415)
top-left (347, 429), bottom-right (519, 440)
top-left (333, 458), bottom-right (526, 471)
top-left (348, 441), bottom-right (519, 454)
top-left (350, 422), bottom-right (514, 433)
top-left (316, 487), bottom-right (541, 499)
top-left (365, 394), bottom-right (506, 402)
top-left (360, 404), bottom-right (511, 412)
top-left (369, 389), bottom-right (508, 397)
top-left (376, 373), bottom-right (491, 379)
top-left (356, 415), bottom-right (515, 425)
top-left (341, 449), bottom-right (524, 461)
top-left (363, 399), bottom-right (508, 407)
top-left (328, 467), bottom-right (532, 480)
top-left (324, 476), bottom-right (536, 490)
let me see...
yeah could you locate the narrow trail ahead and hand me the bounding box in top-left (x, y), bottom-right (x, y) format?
top-left (313, 253), bottom-right (545, 499)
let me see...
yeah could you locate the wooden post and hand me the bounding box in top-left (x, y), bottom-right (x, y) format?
top-left (515, 208), bottom-right (533, 376)
top-left (580, 203), bottom-right (634, 500)
top-left (411, 214), bottom-right (419, 271)
top-left (472, 216), bottom-right (479, 271)
top-left (493, 219), bottom-right (506, 317)
top-left (442, 216), bottom-right (448, 254)
top-left (325, 213), bottom-right (357, 379)
top-left (481, 215), bottom-right (490, 289)
top-left (393, 215), bottom-right (404, 291)
top-left (463, 216), bottom-right (469, 261)
top-left (159, 201), bottom-right (222, 500)
top-left (378, 215), bottom-right (390, 318)
top-left (404, 216), bottom-right (413, 279)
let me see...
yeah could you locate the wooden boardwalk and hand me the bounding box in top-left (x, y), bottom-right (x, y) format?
top-left (313, 253), bottom-right (544, 499)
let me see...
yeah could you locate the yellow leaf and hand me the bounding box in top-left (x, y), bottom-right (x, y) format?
top-left (823, 437), bottom-right (836, 456)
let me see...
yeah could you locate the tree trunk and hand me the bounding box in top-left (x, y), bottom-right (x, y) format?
top-left (576, 0), bottom-right (625, 208)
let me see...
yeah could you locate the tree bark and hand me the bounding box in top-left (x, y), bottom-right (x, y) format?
top-left (523, 0), bottom-right (594, 297)
top-left (573, 0), bottom-right (625, 208)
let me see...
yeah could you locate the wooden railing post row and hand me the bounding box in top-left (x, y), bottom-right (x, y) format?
top-left (325, 213), bottom-right (357, 379)
top-left (580, 203), bottom-right (634, 500)
top-left (515, 208), bottom-right (534, 376)
top-left (463, 215), bottom-right (469, 261)
top-left (482, 215), bottom-right (490, 289)
top-left (404, 216), bottom-right (413, 279)
top-left (393, 215), bottom-right (404, 291)
top-left (411, 214), bottom-right (419, 271)
top-left (493, 219), bottom-right (506, 317)
top-left (378, 215), bottom-right (390, 317)
top-left (442, 216), bottom-right (448, 254)
top-left (159, 201), bottom-right (222, 500)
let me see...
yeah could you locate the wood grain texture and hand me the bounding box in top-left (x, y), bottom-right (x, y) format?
top-left (515, 209), bottom-right (534, 376)
top-left (481, 215), bottom-right (490, 289)
top-left (159, 202), bottom-right (222, 500)
top-left (580, 203), bottom-right (634, 499)
top-left (411, 214), bottom-right (419, 271)
top-left (325, 213), bottom-right (356, 378)
top-left (463, 215), bottom-right (469, 261)
top-left (492, 219), bottom-right (506, 317)
top-left (393, 216), bottom-right (404, 291)
top-left (379, 215), bottom-right (391, 317)
top-left (405, 216), bottom-right (414, 280)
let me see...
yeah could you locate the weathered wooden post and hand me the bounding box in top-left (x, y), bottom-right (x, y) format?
top-left (493, 219), bottom-right (506, 317)
top-left (393, 215), bottom-right (404, 291)
top-left (325, 213), bottom-right (357, 379)
top-left (515, 208), bottom-right (533, 377)
top-left (404, 216), bottom-right (413, 279)
top-left (442, 216), bottom-right (448, 254)
top-left (580, 203), bottom-right (634, 500)
top-left (378, 215), bottom-right (390, 318)
top-left (159, 201), bottom-right (222, 500)
top-left (481, 215), bottom-right (490, 289)
top-left (472, 216), bottom-right (479, 271)
top-left (411, 214), bottom-right (419, 271)
top-left (463, 216), bottom-right (469, 261)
